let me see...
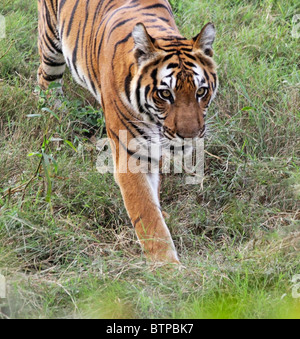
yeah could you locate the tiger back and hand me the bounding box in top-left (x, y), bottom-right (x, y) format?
top-left (38, 0), bottom-right (218, 264)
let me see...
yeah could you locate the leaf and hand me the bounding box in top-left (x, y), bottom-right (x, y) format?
top-left (241, 106), bottom-right (255, 111)
top-left (50, 137), bottom-right (63, 142)
top-left (28, 152), bottom-right (42, 158)
top-left (42, 149), bottom-right (50, 168)
top-left (64, 140), bottom-right (78, 153)
top-left (48, 82), bottom-right (62, 90)
top-left (42, 150), bottom-right (52, 203)
top-left (41, 107), bottom-right (59, 121)
top-left (48, 154), bottom-right (58, 174)
top-left (26, 114), bottom-right (42, 118)
top-left (42, 135), bottom-right (49, 149)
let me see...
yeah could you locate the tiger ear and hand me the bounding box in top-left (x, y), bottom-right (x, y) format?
top-left (193, 23), bottom-right (216, 57)
top-left (132, 23), bottom-right (157, 64)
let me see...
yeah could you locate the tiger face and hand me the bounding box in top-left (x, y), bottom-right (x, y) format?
top-left (132, 23), bottom-right (218, 141)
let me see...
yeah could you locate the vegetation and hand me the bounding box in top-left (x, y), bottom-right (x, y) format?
top-left (0, 0), bottom-right (299, 319)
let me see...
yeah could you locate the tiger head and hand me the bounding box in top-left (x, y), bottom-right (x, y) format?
top-left (131, 22), bottom-right (218, 141)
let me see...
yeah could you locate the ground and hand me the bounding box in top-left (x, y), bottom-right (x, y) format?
top-left (0, 0), bottom-right (299, 319)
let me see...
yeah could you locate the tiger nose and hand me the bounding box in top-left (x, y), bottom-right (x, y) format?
top-left (177, 125), bottom-right (205, 139)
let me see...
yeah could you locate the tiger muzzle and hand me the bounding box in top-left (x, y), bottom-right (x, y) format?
top-left (176, 125), bottom-right (206, 140)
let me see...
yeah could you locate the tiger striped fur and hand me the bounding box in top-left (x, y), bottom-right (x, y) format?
top-left (38, 0), bottom-right (218, 264)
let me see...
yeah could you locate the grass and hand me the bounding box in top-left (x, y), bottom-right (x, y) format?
top-left (0, 0), bottom-right (299, 319)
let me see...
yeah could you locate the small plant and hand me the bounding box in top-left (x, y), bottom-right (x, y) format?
top-left (25, 83), bottom-right (104, 207)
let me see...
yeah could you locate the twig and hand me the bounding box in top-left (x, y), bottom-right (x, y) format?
top-left (1, 157), bottom-right (43, 203)
top-left (0, 41), bottom-right (14, 60)
top-left (20, 157), bottom-right (43, 209)
top-left (1, 183), bottom-right (28, 200)
top-left (204, 150), bottom-right (222, 161)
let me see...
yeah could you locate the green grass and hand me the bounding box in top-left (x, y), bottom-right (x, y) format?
top-left (0, 0), bottom-right (299, 319)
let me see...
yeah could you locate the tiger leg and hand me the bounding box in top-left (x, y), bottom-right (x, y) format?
top-left (107, 128), bottom-right (179, 263)
top-left (37, 0), bottom-right (66, 92)
top-left (114, 162), bottom-right (179, 264)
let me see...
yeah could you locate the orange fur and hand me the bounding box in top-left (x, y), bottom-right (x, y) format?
top-left (38, 0), bottom-right (218, 263)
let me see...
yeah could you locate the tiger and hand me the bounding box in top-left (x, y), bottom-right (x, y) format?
top-left (37, 0), bottom-right (218, 264)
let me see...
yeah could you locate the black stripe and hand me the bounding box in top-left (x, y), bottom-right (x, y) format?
top-left (185, 61), bottom-right (196, 68)
top-left (159, 16), bottom-right (170, 23)
top-left (144, 85), bottom-right (151, 100)
top-left (45, 5), bottom-right (59, 40)
top-left (72, 22), bottom-right (81, 79)
top-left (107, 18), bottom-right (135, 42)
top-left (162, 54), bottom-right (175, 62)
top-left (58, 0), bottom-right (67, 13)
top-left (159, 36), bottom-right (187, 41)
top-left (111, 32), bottom-right (132, 68)
top-left (66, 0), bottom-right (80, 37)
top-left (43, 55), bottom-right (65, 67)
top-left (81, 0), bottom-right (90, 56)
top-left (183, 53), bottom-right (197, 61)
top-left (146, 25), bottom-right (168, 31)
top-left (43, 73), bottom-right (64, 82)
top-left (124, 64), bottom-right (134, 102)
top-left (135, 75), bottom-right (143, 114)
top-left (109, 129), bottom-right (159, 165)
top-left (43, 32), bottom-right (60, 55)
top-left (113, 100), bottom-right (151, 141)
top-left (211, 72), bottom-right (217, 90)
top-left (150, 68), bottom-right (158, 89)
top-left (143, 4), bottom-right (173, 16)
top-left (167, 63), bottom-right (179, 69)
top-left (203, 69), bottom-right (210, 83)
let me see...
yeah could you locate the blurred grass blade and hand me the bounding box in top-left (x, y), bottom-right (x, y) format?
top-left (64, 140), bottom-right (78, 153)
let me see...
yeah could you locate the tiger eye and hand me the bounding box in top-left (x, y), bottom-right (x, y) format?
top-left (162, 90), bottom-right (171, 98)
top-left (158, 89), bottom-right (172, 100)
top-left (197, 88), bottom-right (207, 97)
